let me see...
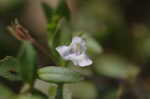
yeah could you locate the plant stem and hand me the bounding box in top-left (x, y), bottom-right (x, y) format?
top-left (56, 83), bottom-right (64, 99)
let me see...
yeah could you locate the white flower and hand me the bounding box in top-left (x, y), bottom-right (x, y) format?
top-left (56, 36), bottom-right (92, 67)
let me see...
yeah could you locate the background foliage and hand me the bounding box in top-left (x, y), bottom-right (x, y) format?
top-left (0, 0), bottom-right (150, 99)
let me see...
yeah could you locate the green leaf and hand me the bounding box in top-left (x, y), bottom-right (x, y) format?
top-left (0, 56), bottom-right (20, 81)
top-left (18, 41), bottom-right (37, 84)
top-left (82, 34), bottom-right (103, 55)
top-left (43, 0), bottom-right (70, 23)
top-left (55, 0), bottom-right (70, 21)
top-left (42, 0), bottom-right (70, 47)
top-left (42, 3), bottom-right (62, 47)
top-left (38, 66), bottom-right (83, 83)
top-left (42, 3), bottom-right (52, 23)
top-left (95, 54), bottom-right (140, 80)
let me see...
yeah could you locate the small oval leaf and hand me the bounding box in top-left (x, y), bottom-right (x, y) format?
top-left (18, 41), bottom-right (37, 84)
top-left (38, 66), bottom-right (83, 83)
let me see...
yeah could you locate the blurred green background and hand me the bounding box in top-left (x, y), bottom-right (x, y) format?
top-left (1, 0), bottom-right (150, 99)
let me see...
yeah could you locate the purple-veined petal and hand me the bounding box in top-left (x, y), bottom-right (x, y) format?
top-left (56, 37), bottom-right (93, 67)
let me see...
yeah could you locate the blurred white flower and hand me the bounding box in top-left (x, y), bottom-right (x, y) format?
top-left (56, 36), bottom-right (92, 67)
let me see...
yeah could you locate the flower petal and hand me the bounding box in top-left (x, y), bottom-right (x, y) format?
top-left (71, 36), bottom-right (84, 44)
top-left (71, 36), bottom-right (87, 52)
top-left (56, 46), bottom-right (70, 60)
top-left (78, 57), bottom-right (93, 67)
top-left (56, 36), bottom-right (93, 67)
top-left (70, 53), bottom-right (92, 67)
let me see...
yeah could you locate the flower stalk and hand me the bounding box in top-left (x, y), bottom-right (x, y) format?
top-left (56, 83), bottom-right (64, 99)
